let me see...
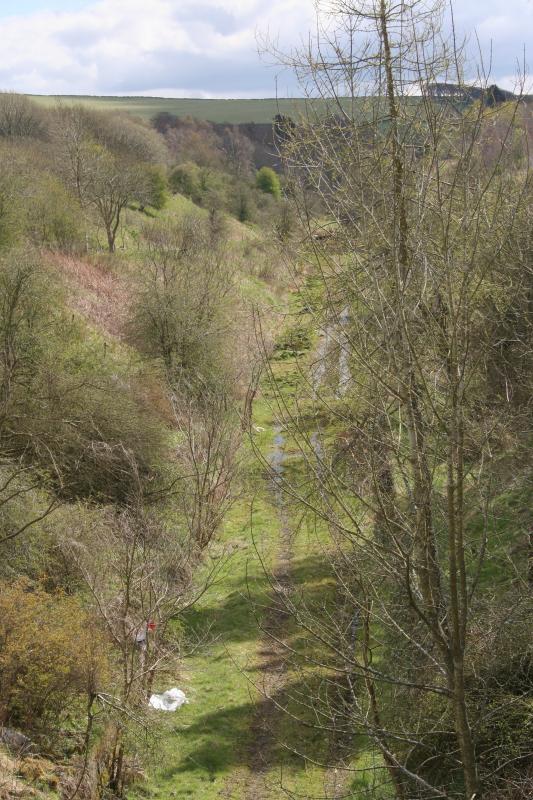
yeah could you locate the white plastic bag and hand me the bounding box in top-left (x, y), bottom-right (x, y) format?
top-left (149, 687), bottom-right (188, 711)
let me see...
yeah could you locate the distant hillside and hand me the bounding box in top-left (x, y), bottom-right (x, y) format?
top-left (30, 86), bottom-right (524, 127)
top-left (29, 95), bottom-right (332, 124)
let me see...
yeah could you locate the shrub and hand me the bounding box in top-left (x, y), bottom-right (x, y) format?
top-left (256, 166), bottom-right (281, 199)
top-left (138, 164), bottom-right (169, 212)
top-left (274, 199), bottom-right (297, 240)
top-left (0, 144), bottom-right (27, 248)
top-left (0, 253), bottom-right (166, 501)
top-left (169, 161), bottom-right (202, 201)
top-left (0, 93), bottom-right (48, 140)
top-left (130, 217), bottom-right (236, 399)
top-left (25, 174), bottom-right (84, 251)
top-left (273, 323), bottom-right (312, 358)
top-left (0, 579), bottom-right (109, 735)
top-left (231, 184), bottom-right (255, 222)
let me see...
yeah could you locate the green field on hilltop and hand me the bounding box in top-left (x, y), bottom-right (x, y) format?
top-left (29, 94), bottom-right (341, 124)
top-left (29, 94), bottom-right (438, 125)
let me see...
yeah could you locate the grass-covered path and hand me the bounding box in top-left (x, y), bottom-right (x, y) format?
top-left (143, 402), bottom-right (293, 800)
top-left (144, 294), bottom-right (341, 800)
top-left (222, 426), bottom-right (293, 800)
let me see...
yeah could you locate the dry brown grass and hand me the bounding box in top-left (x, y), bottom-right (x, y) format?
top-left (0, 751), bottom-right (48, 800)
top-left (46, 253), bottom-right (131, 339)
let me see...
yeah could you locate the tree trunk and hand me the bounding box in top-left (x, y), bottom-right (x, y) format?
top-left (450, 659), bottom-right (481, 799)
top-left (106, 226), bottom-right (116, 253)
top-left (528, 526), bottom-right (533, 587)
top-left (362, 606), bottom-right (407, 800)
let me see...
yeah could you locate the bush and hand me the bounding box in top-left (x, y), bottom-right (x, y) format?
top-left (25, 174), bottom-right (84, 251)
top-left (0, 253), bottom-right (167, 501)
top-left (256, 166), bottom-right (281, 199)
top-left (170, 163), bottom-right (241, 217)
top-left (0, 93), bottom-right (48, 140)
top-left (231, 183), bottom-right (256, 222)
top-left (130, 217), bottom-right (236, 399)
top-left (196, 168), bottom-right (231, 213)
top-left (138, 164), bottom-right (169, 211)
top-left (273, 323), bottom-right (312, 358)
top-left (0, 144), bottom-right (28, 248)
top-left (0, 579), bottom-right (109, 735)
top-left (169, 161), bottom-right (202, 201)
top-left (274, 199), bottom-right (297, 240)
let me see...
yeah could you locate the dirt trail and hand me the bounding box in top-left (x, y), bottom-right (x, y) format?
top-left (221, 427), bottom-right (293, 800)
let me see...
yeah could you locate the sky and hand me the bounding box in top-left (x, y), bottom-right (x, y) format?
top-left (0, 0), bottom-right (531, 98)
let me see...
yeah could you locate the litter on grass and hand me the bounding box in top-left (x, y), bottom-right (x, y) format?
top-left (149, 688), bottom-right (188, 711)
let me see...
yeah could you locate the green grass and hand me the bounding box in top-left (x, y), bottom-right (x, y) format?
top-left (143, 422), bottom-right (282, 799)
top-left (138, 371), bottom-right (282, 797)
top-left (29, 95), bottom-right (356, 124)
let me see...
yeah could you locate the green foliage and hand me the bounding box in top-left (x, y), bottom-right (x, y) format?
top-left (130, 216), bottom-right (236, 399)
top-left (169, 161), bottom-right (283, 227)
top-left (0, 579), bottom-right (109, 735)
top-left (0, 252), bottom-right (166, 500)
top-left (273, 323), bottom-right (312, 359)
top-left (256, 166), bottom-right (281, 199)
top-left (197, 171), bottom-right (229, 213)
top-left (25, 174), bottom-right (84, 250)
top-left (192, 168), bottom-right (232, 213)
top-left (169, 161), bottom-right (202, 202)
top-left (138, 164), bottom-right (169, 211)
top-left (0, 142), bottom-right (84, 253)
top-left (231, 184), bottom-right (255, 222)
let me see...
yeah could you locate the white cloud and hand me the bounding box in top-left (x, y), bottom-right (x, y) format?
top-left (0, 0), bottom-right (315, 96)
top-left (0, 0), bottom-right (530, 97)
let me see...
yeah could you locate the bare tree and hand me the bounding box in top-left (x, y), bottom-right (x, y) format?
top-left (84, 144), bottom-right (140, 252)
top-left (173, 391), bottom-right (240, 551)
top-left (222, 125), bottom-right (255, 176)
top-left (257, 2), bottom-right (533, 798)
top-left (52, 105), bottom-right (161, 251)
top-left (62, 489), bottom-right (204, 796)
top-left (0, 93), bottom-right (47, 139)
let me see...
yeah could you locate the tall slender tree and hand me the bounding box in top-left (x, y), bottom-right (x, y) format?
top-left (263, 2), bottom-right (532, 798)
